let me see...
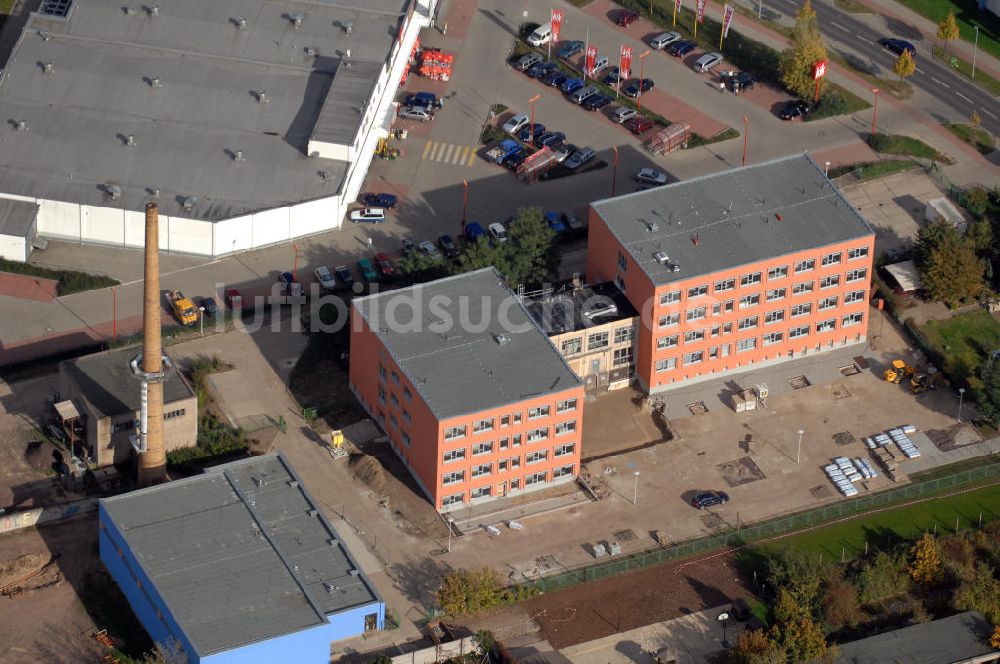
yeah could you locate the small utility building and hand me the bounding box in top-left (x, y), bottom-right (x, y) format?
top-left (100, 454), bottom-right (384, 664)
top-left (0, 198), bottom-right (39, 261)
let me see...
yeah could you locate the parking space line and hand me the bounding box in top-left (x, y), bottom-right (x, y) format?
top-left (421, 140), bottom-right (433, 160)
top-left (431, 142), bottom-right (445, 161)
top-left (466, 147), bottom-right (477, 166)
top-left (916, 67), bottom-right (924, 73)
top-left (983, 108), bottom-right (998, 119)
top-left (956, 92), bottom-right (973, 103)
top-left (456, 146), bottom-right (471, 164)
top-left (441, 144), bottom-right (456, 162)
top-left (930, 76), bottom-right (950, 88)
top-left (830, 21), bottom-right (849, 31)
top-left (857, 35), bottom-right (874, 45)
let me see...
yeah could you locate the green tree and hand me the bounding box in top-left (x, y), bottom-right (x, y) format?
top-left (920, 232), bottom-right (985, 306)
top-left (771, 616), bottom-right (831, 663)
top-left (505, 207), bottom-right (558, 286)
top-left (952, 562), bottom-right (1000, 623)
top-left (474, 630), bottom-right (497, 656)
top-left (396, 246), bottom-right (450, 284)
top-left (822, 569), bottom-right (862, 629)
top-left (892, 49), bottom-right (916, 82)
top-left (766, 548), bottom-right (831, 614)
top-left (914, 219), bottom-right (959, 266)
top-left (857, 551), bottom-right (909, 606)
top-left (732, 628), bottom-right (786, 664)
top-left (779, 0), bottom-right (828, 99)
top-left (937, 12), bottom-right (960, 54)
top-left (437, 567), bottom-right (510, 616)
top-left (977, 360), bottom-right (1000, 426)
top-left (991, 624), bottom-right (1000, 649)
top-left (908, 533), bottom-right (943, 584)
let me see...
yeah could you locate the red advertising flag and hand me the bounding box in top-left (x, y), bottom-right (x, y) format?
top-left (674, 0), bottom-right (683, 15)
top-left (696, 0), bottom-right (707, 23)
top-left (585, 45), bottom-right (598, 75)
top-left (620, 45), bottom-right (633, 80)
top-left (722, 4), bottom-right (735, 37)
top-left (812, 59), bottom-right (827, 79)
top-left (551, 9), bottom-right (564, 43)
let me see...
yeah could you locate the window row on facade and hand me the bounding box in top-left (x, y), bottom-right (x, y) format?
top-left (559, 325), bottom-right (634, 356)
top-left (441, 443), bottom-right (576, 484)
top-left (444, 420), bottom-right (578, 448)
top-left (440, 464), bottom-right (576, 506)
top-left (441, 400), bottom-right (579, 441)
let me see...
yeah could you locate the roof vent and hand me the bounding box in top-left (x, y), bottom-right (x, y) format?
top-left (235, 16), bottom-right (248, 30)
top-left (304, 46), bottom-right (316, 57)
top-left (494, 333), bottom-right (510, 346)
top-left (653, 251), bottom-right (669, 264)
top-left (181, 196), bottom-right (198, 211)
top-left (14, 120), bottom-right (28, 132)
top-left (671, 263), bottom-right (680, 272)
top-left (319, 171), bottom-right (329, 181)
top-left (41, 62), bottom-right (54, 74)
top-left (288, 480), bottom-right (299, 488)
top-left (345, 49), bottom-right (351, 60)
top-left (38, 31), bottom-right (52, 41)
top-left (146, 4), bottom-right (159, 16)
top-left (328, 538), bottom-right (339, 546)
top-left (324, 583), bottom-right (339, 593)
top-left (289, 13), bottom-right (304, 28)
top-left (148, 76), bottom-right (161, 88)
top-left (691, 234), bottom-right (700, 246)
top-left (124, 134), bottom-right (136, 146)
top-left (147, 188), bottom-right (160, 200)
top-left (39, 0), bottom-right (74, 17)
top-left (256, 90), bottom-right (269, 104)
top-left (308, 508), bottom-right (319, 517)
top-left (646, 222), bottom-right (659, 232)
top-left (106, 184), bottom-right (122, 200)
top-left (349, 569), bottom-right (360, 577)
top-left (123, 6), bottom-right (137, 15)
top-left (233, 149), bottom-right (245, 162)
top-left (344, 21), bottom-right (354, 35)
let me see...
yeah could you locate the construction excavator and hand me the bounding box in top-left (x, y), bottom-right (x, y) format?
top-left (883, 359), bottom-right (915, 384)
top-left (910, 366), bottom-right (946, 394)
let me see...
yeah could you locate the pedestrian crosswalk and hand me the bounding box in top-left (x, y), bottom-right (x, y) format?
top-left (421, 140), bottom-right (477, 166)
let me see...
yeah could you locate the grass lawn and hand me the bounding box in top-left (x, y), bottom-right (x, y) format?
top-left (943, 123), bottom-right (996, 154)
top-left (0, 258), bottom-right (119, 296)
top-left (758, 482), bottom-right (1000, 561)
top-left (0, 0), bottom-right (14, 14)
top-left (868, 132), bottom-right (955, 163)
top-left (931, 46), bottom-right (1000, 96)
top-left (828, 159), bottom-right (920, 180)
top-left (920, 309), bottom-right (1000, 385)
top-left (804, 83), bottom-right (873, 121)
top-left (892, 0), bottom-right (1000, 62)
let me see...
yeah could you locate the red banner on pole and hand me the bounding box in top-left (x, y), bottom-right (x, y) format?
top-left (696, 0), bottom-right (707, 23)
top-left (620, 45), bottom-right (633, 80)
top-left (674, 0), bottom-right (683, 15)
top-left (722, 4), bottom-right (735, 37)
top-left (812, 59), bottom-right (827, 79)
top-left (585, 45), bottom-right (598, 75)
top-left (551, 9), bottom-right (564, 43)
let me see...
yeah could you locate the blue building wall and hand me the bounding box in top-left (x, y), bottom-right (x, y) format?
top-left (98, 504), bottom-right (199, 658)
top-left (100, 504), bottom-right (385, 664)
top-left (202, 601), bottom-right (385, 664)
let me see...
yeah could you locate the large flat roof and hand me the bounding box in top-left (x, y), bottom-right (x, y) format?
top-left (525, 282), bottom-right (638, 335)
top-left (834, 611), bottom-right (993, 664)
top-left (100, 454), bottom-right (381, 657)
top-left (591, 154), bottom-right (874, 287)
top-left (353, 268), bottom-right (582, 421)
top-left (0, 198), bottom-right (37, 237)
top-left (0, 0), bottom-right (408, 221)
top-left (62, 346), bottom-right (194, 418)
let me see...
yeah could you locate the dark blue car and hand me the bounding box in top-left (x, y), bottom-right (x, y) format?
top-left (542, 70), bottom-right (568, 87)
top-left (535, 131), bottom-right (565, 148)
top-left (526, 61), bottom-right (557, 79)
top-left (557, 40), bottom-right (585, 59)
top-left (545, 211), bottom-right (568, 233)
top-left (669, 40), bottom-right (696, 57)
top-left (882, 38), bottom-right (916, 56)
top-left (691, 490), bottom-right (730, 509)
top-left (560, 77), bottom-right (585, 94)
top-left (362, 192), bottom-right (398, 208)
top-left (602, 66), bottom-right (623, 87)
top-left (518, 123), bottom-right (545, 142)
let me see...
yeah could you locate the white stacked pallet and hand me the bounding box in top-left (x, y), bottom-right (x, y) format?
top-left (901, 424), bottom-right (917, 434)
top-left (889, 430), bottom-right (921, 458)
top-left (826, 459), bottom-right (860, 495)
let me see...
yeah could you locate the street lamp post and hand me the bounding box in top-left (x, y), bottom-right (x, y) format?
top-left (825, 161), bottom-right (831, 177)
top-left (958, 388), bottom-right (966, 422)
top-left (870, 88), bottom-right (880, 140)
top-left (796, 429), bottom-right (805, 464)
top-left (742, 116), bottom-right (749, 166)
top-left (462, 179), bottom-right (469, 231)
top-left (528, 94), bottom-right (541, 144)
top-left (292, 244), bottom-right (299, 284)
top-left (447, 517), bottom-right (456, 552)
top-left (636, 50), bottom-right (651, 112)
top-left (718, 611), bottom-right (730, 647)
top-left (972, 26), bottom-right (979, 78)
top-left (199, 306), bottom-right (205, 336)
top-left (633, 470), bottom-right (640, 506)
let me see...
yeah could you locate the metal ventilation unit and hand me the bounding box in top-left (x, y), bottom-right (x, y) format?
top-left (39, 0), bottom-right (74, 17)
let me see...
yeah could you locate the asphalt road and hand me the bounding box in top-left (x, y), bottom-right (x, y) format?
top-left (764, 0), bottom-right (999, 135)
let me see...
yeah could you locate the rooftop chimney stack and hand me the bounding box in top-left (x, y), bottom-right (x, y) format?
top-left (136, 202), bottom-right (167, 485)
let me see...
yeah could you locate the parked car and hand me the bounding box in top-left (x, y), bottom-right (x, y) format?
top-left (465, 222), bottom-right (487, 243)
top-left (417, 240), bottom-right (441, 259)
top-left (882, 38), bottom-right (916, 56)
top-left (350, 208), bottom-right (385, 223)
top-left (564, 146), bottom-right (596, 170)
top-left (518, 123), bottom-right (545, 142)
top-left (314, 266), bottom-right (337, 290)
top-left (488, 223), bottom-right (509, 243)
top-left (570, 85), bottom-right (598, 104)
top-left (623, 78), bottom-right (654, 97)
top-left (543, 70), bottom-right (568, 87)
top-left (728, 71), bottom-right (757, 93)
top-left (562, 211), bottom-right (586, 233)
top-left (557, 40), bottom-right (585, 58)
top-left (582, 94), bottom-right (612, 111)
top-left (225, 288), bottom-right (242, 309)
top-left (552, 144), bottom-right (574, 163)
top-left (527, 60), bottom-right (557, 79)
top-left (779, 99), bottom-right (811, 120)
top-left (401, 238), bottom-right (415, 255)
top-left (374, 252), bottom-right (394, 277)
top-left (602, 66), bottom-right (623, 87)
top-left (404, 92), bottom-right (443, 109)
top-left (504, 151), bottom-right (528, 170)
top-left (535, 131), bottom-right (566, 148)
top-left (545, 210), bottom-right (568, 233)
top-left (625, 116), bottom-right (655, 134)
top-left (650, 31), bottom-right (682, 50)
top-left (503, 113), bottom-right (530, 135)
top-left (500, 147), bottom-right (525, 167)
top-left (590, 55), bottom-right (610, 74)
top-left (362, 192), bottom-right (398, 209)
top-left (514, 52), bottom-right (543, 71)
top-left (693, 52), bottom-right (723, 72)
top-left (612, 106), bottom-right (638, 124)
top-left (334, 265), bottom-right (354, 288)
top-left (616, 10), bottom-right (639, 26)
top-left (438, 234), bottom-right (460, 258)
top-left (669, 40), bottom-right (696, 57)
top-left (526, 21), bottom-right (553, 46)
top-left (398, 106), bottom-right (433, 122)
top-left (560, 77), bottom-right (585, 94)
top-left (691, 490), bottom-right (730, 509)
top-left (198, 296), bottom-right (218, 317)
top-left (635, 167), bottom-right (668, 185)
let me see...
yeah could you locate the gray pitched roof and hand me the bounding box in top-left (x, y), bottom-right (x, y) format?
top-left (353, 268), bottom-right (582, 421)
top-left (100, 453), bottom-right (381, 657)
top-left (0, 198), bottom-right (37, 237)
top-left (835, 611), bottom-right (994, 664)
top-left (591, 154), bottom-right (874, 286)
top-left (0, 0), bottom-right (406, 221)
top-left (62, 346), bottom-right (194, 418)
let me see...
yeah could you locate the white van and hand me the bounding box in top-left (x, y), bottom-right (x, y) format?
top-left (527, 22), bottom-right (553, 46)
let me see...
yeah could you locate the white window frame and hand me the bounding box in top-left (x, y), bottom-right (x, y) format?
top-left (444, 426), bottom-right (467, 441)
top-left (791, 303), bottom-right (812, 318)
top-left (846, 268), bottom-right (867, 283)
top-left (740, 271), bottom-right (762, 287)
top-left (683, 350), bottom-right (704, 365)
top-left (736, 338), bottom-right (757, 353)
top-left (739, 294), bottom-right (760, 309)
top-left (816, 319), bottom-right (836, 333)
top-left (659, 313), bottom-right (680, 328)
top-left (686, 306), bottom-right (707, 321)
top-left (555, 420), bottom-right (577, 436)
top-left (655, 357), bottom-right (677, 372)
top-left (820, 275), bottom-right (840, 290)
top-left (657, 335), bottom-right (678, 350)
top-left (714, 277), bottom-right (736, 292)
top-left (848, 247), bottom-right (869, 261)
top-left (845, 290), bottom-right (866, 304)
top-left (843, 312), bottom-right (863, 327)
top-left (795, 258), bottom-right (816, 273)
top-left (527, 406), bottom-right (550, 420)
top-left (822, 252), bottom-right (843, 267)
top-left (789, 325), bottom-right (809, 339)
top-left (763, 332), bottom-right (783, 346)
top-left (764, 310), bottom-right (785, 325)
top-left (660, 290), bottom-right (682, 305)
top-left (766, 288), bottom-right (786, 302)
top-left (768, 265), bottom-right (789, 280)
top-left (818, 296), bottom-right (838, 311)
top-left (472, 441), bottom-right (494, 455)
top-left (557, 398), bottom-right (578, 413)
top-left (738, 316), bottom-right (758, 330)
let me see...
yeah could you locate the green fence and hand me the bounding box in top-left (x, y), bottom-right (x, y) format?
top-left (520, 461), bottom-right (1000, 594)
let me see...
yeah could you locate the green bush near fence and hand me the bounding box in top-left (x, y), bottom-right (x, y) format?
top-left (517, 462), bottom-right (1000, 595)
top-left (919, 310), bottom-right (1000, 388)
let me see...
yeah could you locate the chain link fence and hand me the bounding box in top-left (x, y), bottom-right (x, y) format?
top-left (519, 462), bottom-right (1000, 594)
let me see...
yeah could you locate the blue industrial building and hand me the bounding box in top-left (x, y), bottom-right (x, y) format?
top-left (99, 453), bottom-right (384, 664)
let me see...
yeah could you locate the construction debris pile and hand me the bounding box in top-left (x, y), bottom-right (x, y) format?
top-left (0, 553), bottom-right (62, 598)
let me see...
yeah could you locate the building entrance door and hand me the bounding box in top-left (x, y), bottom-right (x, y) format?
top-left (496, 481), bottom-right (507, 497)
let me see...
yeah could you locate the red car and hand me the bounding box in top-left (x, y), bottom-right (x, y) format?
top-left (616, 10), bottom-right (639, 27)
top-left (625, 117), bottom-right (655, 135)
top-left (374, 252), bottom-right (395, 277)
top-left (224, 288), bottom-right (242, 310)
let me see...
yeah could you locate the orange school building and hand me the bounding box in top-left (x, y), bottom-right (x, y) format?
top-left (349, 268), bottom-right (585, 511)
top-left (586, 154), bottom-right (876, 393)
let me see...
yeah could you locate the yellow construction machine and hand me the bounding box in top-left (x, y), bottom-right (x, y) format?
top-left (883, 359), bottom-right (915, 384)
top-left (910, 367), bottom-right (945, 394)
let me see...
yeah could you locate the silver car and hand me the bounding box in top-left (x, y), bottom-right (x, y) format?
top-left (515, 53), bottom-right (543, 71)
top-left (650, 31), bottom-right (681, 50)
top-left (314, 266), bottom-right (336, 290)
top-left (612, 107), bottom-right (638, 124)
top-left (399, 106), bottom-right (432, 121)
top-left (693, 52), bottom-right (723, 73)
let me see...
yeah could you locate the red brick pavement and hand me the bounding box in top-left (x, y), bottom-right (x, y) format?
top-left (438, 0), bottom-right (478, 43)
top-left (0, 272), bottom-right (59, 302)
